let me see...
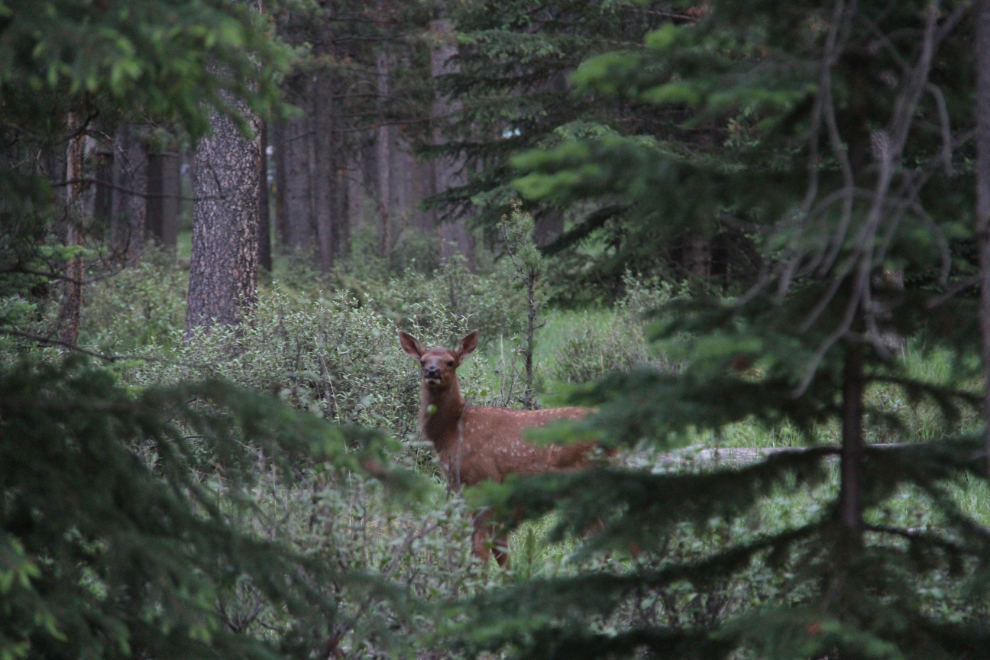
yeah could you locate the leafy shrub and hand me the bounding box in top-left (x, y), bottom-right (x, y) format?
top-left (619, 270), bottom-right (680, 320)
top-left (79, 247), bottom-right (187, 352)
top-left (342, 255), bottom-right (527, 342)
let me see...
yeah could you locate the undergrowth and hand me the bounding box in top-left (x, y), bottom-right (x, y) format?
top-left (4, 251), bottom-right (986, 658)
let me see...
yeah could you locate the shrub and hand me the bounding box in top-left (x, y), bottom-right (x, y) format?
top-left (79, 247), bottom-right (188, 352)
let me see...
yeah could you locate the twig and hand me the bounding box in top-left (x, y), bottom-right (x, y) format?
top-left (0, 328), bottom-right (209, 369)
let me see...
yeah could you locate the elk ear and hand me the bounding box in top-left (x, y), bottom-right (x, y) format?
top-left (454, 330), bottom-right (479, 361)
top-left (398, 331), bottom-right (425, 358)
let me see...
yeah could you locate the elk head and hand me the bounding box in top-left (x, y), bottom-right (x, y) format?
top-left (399, 330), bottom-right (478, 391)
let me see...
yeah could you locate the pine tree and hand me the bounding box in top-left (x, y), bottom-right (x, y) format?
top-left (428, 0), bottom-right (718, 291)
top-left (185, 100), bottom-right (262, 332)
top-left (456, 2), bottom-right (990, 658)
top-left (0, 357), bottom-right (406, 660)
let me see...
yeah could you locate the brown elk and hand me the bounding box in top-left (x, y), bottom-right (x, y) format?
top-left (399, 329), bottom-right (595, 567)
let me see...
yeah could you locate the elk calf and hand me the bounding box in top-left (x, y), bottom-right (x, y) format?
top-left (399, 329), bottom-right (594, 567)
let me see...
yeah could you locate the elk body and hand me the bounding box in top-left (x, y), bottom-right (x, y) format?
top-left (399, 329), bottom-right (594, 567)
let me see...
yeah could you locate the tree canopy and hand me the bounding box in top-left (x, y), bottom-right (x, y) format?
top-left (457, 1), bottom-right (990, 658)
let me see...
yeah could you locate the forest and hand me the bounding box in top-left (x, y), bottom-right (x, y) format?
top-left (5, 0), bottom-right (990, 658)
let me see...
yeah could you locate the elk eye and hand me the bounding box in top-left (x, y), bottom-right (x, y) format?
top-left (447, 360), bottom-right (454, 367)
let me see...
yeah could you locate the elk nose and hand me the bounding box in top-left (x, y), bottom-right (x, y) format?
top-left (424, 365), bottom-right (442, 380)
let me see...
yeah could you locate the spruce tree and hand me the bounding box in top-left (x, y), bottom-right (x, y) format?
top-left (0, 357), bottom-right (407, 660)
top-left (456, 1), bottom-right (990, 658)
top-left (431, 0), bottom-right (742, 294)
top-left (427, 0), bottom-right (675, 236)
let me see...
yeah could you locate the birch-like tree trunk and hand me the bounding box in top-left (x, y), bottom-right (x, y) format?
top-left (185, 106), bottom-right (260, 333)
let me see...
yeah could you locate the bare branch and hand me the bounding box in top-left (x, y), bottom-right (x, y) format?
top-left (927, 83), bottom-right (954, 175)
top-left (0, 328), bottom-right (209, 369)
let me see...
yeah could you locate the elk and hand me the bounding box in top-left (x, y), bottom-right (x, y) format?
top-left (399, 329), bottom-right (595, 567)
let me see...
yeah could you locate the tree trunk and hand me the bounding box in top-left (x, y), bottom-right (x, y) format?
top-left (93, 148), bottom-right (114, 231)
top-left (185, 106), bottom-right (260, 333)
top-left (685, 233), bottom-right (711, 280)
top-left (376, 51), bottom-right (393, 259)
top-left (331, 131), bottom-right (350, 264)
top-left (282, 113), bottom-right (315, 253)
top-left (146, 151), bottom-right (180, 252)
top-left (838, 340), bottom-right (865, 532)
top-left (258, 121), bottom-right (272, 271)
top-left (313, 72), bottom-right (336, 272)
top-left (57, 114), bottom-right (86, 348)
top-left (110, 123), bottom-right (148, 263)
top-left (272, 119), bottom-right (289, 252)
top-left (534, 209), bottom-right (564, 246)
top-left (429, 18), bottom-right (474, 267)
top-left (411, 150), bottom-right (436, 233)
top-left (976, 0), bottom-right (990, 478)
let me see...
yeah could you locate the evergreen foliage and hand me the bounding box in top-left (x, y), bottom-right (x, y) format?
top-left (456, 1), bottom-right (990, 658)
top-left (0, 357), bottom-right (413, 660)
top-left (429, 0), bottom-right (675, 234)
top-left (433, 0), bottom-right (758, 298)
top-left (0, 0), bottom-right (290, 334)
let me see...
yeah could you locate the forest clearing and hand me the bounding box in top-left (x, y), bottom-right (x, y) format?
top-left (4, 1), bottom-right (990, 659)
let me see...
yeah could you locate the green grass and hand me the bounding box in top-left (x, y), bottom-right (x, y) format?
top-left (177, 229), bottom-right (192, 261)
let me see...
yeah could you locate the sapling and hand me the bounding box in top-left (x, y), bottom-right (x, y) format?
top-left (498, 201), bottom-right (546, 409)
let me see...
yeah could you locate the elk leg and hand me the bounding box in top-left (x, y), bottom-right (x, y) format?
top-left (472, 508), bottom-right (510, 567)
top-left (471, 520), bottom-right (492, 564)
top-left (493, 535), bottom-right (510, 568)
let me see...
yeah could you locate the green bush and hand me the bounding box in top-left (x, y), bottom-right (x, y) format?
top-left (340, 255), bottom-right (527, 342)
top-left (79, 247), bottom-right (188, 352)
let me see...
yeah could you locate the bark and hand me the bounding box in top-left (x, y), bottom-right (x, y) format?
top-left (185, 106), bottom-right (261, 333)
top-left (430, 18), bottom-right (474, 267)
top-left (282, 113), bottom-right (316, 252)
top-left (313, 72), bottom-right (336, 272)
top-left (838, 340), bottom-right (865, 531)
top-left (57, 115), bottom-right (86, 348)
top-left (145, 151), bottom-right (180, 251)
top-left (376, 50), bottom-right (393, 258)
top-left (534, 210), bottom-right (564, 246)
top-left (258, 121), bottom-right (272, 271)
top-left (331, 136), bottom-right (350, 264)
top-left (411, 150), bottom-right (436, 233)
top-left (93, 148), bottom-right (114, 230)
top-left (684, 233), bottom-right (711, 280)
top-left (110, 123), bottom-right (148, 263)
top-left (272, 119), bottom-right (289, 250)
top-left (976, 0), bottom-right (990, 478)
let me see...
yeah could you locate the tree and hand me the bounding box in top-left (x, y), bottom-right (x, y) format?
top-left (270, 0), bottom-right (439, 273)
top-left (0, 0), bottom-right (289, 346)
top-left (0, 357), bottom-right (403, 660)
top-left (427, 0), bottom-right (700, 289)
top-left (186, 102), bottom-right (262, 332)
top-left (458, 1), bottom-right (990, 658)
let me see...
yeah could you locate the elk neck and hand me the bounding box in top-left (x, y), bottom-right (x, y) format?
top-left (420, 374), bottom-right (466, 453)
